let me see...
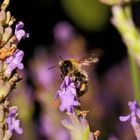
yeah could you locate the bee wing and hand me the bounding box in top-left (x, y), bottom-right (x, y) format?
top-left (79, 56), bottom-right (99, 66)
top-left (79, 50), bottom-right (103, 66)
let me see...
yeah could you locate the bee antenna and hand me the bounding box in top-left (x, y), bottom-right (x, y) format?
top-left (59, 56), bottom-right (64, 61)
top-left (48, 65), bottom-right (56, 70)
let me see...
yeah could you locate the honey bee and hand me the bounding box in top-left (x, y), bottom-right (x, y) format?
top-left (59, 52), bottom-right (101, 97)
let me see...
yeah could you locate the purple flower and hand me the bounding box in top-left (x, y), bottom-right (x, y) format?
top-left (119, 101), bottom-right (140, 122)
top-left (5, 49), bottom-right (24, 77)
top-left (53, 21), bottom-right (74, 45)
top-left (6, 107), bottom-right (23, 135)
top-left (39, 115), bottom-right (69, 140)
top-left (55, 76), bottom-right (80, 112)
top-left (15, 21), bottom-right (29, 42)
top-left (119, 101), bottom-right (140, 139)
top-left (108, 135), bottom-right (119, 140)
top-left (61, 112), bottom-right (99, 140)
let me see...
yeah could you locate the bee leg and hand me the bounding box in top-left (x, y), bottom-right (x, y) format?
top-left (60, 74), bottom-right (64, 79)
top-left (77, 83), bottom-right (88, 97)
top-left (80, 83), bottom-right (88, 93)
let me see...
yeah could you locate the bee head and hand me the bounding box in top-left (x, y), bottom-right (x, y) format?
top-left (59, 60), bottom-right (73, 76)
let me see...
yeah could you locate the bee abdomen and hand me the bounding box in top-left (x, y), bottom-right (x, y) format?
top-left (74, 71), bottom-right (87, 82)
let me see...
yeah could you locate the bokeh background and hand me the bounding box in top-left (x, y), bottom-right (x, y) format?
top-left (6, 0), bottom-right (140, 139)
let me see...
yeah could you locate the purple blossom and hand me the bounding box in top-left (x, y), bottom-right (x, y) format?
top-left (119, 101), bottom-right (140, 122)
top-left (119, 101), bottom-right (140, 139)
top-left (61, 112), bottom-right (97, 140)
top-left (39, 115), bottom-right (69, 140)
top-left (15, 21), bottom-right (29, 42)
top-left (6, 107), bottom-right (23, 135)
top-left (55, 76), bottom-right (80, 112)
top-left (108, 135), bottom-right (119, 140)
top-left (5, 49), bottom-right (24, 77)
top-left (53, 21), bottom-right (74, 45)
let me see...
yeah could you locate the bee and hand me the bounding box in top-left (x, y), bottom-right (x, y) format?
top-left (59, 52), bottom-right (101, 97)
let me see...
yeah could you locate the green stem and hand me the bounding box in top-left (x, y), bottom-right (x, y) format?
top-left (111, 4), bottom-right (140, 104)
top-left (124, 5), bottom-right (140, 104)
top-left (128, 54), bottom-right (140, 104)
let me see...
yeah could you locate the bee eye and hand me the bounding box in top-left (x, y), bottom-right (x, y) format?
top-left (64, 61), bottom-right (72, 69)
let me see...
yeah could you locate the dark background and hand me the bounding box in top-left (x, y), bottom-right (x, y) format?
top-left (8, 0), bottom-right (140, 78)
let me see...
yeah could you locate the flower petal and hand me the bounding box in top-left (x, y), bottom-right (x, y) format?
top-left (119, 115), bottom-right (130, 122)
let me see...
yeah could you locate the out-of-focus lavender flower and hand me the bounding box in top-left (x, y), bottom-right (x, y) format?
top-left (62, 112), bottom-right (100, 140)
top-left (119, 101), bottom-right (140, 139)
top-left (55, 76), bottom-right (80, 112)
top-left (6, 107), bottom-right (23, 135)
top-left (29, 47), bottom-right (57, 89)
top-left (15, 21), bottom-right (29, 43)
top-left (5, 49), bottom-right (24, 77)
top-left (108, 135), bottom-right (119, 140)
top-left (39, 114), bottom-right (69, 140)
top-left (53, 21), bottom-right (74, 45)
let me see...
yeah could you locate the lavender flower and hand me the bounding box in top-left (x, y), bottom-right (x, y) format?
top-left (6, 107), bottom-right (23, 135)
top-left (53, 21), bottom-right (74, 45)
top-left (55, 76), bottom-right (80, 112)
top-left (108, 135), bottom-right (119, 140)
top-left (119, 101), bottom-right (140, 139)
top-left (61, 112), bottom-right (100, 140)
top-left (0, 0), bottom-right (29, 139)
top-left (5, 49), bottom-right (24, 77)
top-left (15, 21), bottom-right (29, 42)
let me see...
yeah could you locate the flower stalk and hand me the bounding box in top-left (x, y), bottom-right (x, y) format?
top-left (56, 75), bottom-right (100, 140)
top-left (128, 54), bottom-right (140, 104)
top-left (99, 0), bottom-right (140, 104)
top-left (111, 4), bottom-right (140, 104)
top-left (100, 0), bottom-right (140, 139)
top-left (0, 0), bottom-right (29, 139)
